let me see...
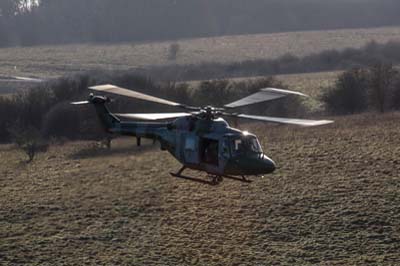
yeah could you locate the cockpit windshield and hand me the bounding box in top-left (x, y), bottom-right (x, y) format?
top-left (231, 135), bottom-right (263, 154)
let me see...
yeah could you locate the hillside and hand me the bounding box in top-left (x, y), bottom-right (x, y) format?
top-left (1, 113), bottom-right (399, 265)
top-left (1, 26), bottom-right (400, 79)
top-left (2, 0), bottom-right (400, 47)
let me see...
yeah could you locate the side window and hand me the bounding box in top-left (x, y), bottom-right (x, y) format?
top-left (233, 139), bottom-right (243, 154)
top-left (185, 136), bottom-right (196, 150)
top-left (222, 139), bottom-right (230, 158)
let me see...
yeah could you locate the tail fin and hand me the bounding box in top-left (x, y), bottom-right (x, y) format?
top-left (72, 94), bottom-right (120, 132)
top-left (90, 95), bottom-right (120, 132)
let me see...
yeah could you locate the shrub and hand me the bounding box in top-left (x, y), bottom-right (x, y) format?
top-left (0, 97), bottom-right (18, 142)
top-left (390, 73), bottom-right (400, 110)
top-left (321, 68), bottom-right (369, 115)
top-left (42, 102), bottom-right (82, 139)
top-left (368, 63), bottom-right (397, 113)
top-left (8, 124), bottom-right (48, 163)
top-left (321, 64), bottom-right (400, 114)
top-left (190, 77), bottom-right (308, 117)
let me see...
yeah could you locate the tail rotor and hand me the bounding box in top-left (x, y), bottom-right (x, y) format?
top-left (71, 93), bottom-right (112, 105)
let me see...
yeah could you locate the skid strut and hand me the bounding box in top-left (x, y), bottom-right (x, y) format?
top-left (170, 167), bottom-right (218, 185)
top-left (223, 175), bottom-right (252, 183)
top-left (170, 166), bottom-right (252, 185)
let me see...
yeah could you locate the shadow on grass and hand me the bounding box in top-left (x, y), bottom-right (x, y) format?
top-left (69, 143), bottom-right (159, 160)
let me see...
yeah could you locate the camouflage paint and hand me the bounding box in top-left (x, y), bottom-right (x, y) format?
top-left (93, 98), bottom-right (276, 176)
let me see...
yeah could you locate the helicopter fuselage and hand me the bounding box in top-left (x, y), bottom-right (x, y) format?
top-left (110, 114), bottom-right (276, 177)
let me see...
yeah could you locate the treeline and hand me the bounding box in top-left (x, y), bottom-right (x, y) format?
top-left (3, 65), bottom-right (400, 161)
top-left (1, 0), bottom-right (400, 46)
top-left (0, 71), bottom-right (302, 144)
top-left (149, 41), bottom-right (400, 81)
top-left (321, 64), bottom-right (400, 115)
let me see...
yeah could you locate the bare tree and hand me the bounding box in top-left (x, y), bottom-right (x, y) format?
top-left (8, 124), bottom-right (48, 163)
top-left (368, 63), bottom-right (396, 113)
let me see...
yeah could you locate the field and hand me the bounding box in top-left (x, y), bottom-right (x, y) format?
top-left (188, 70), bottom-right (340, 95)
top-left (0, 26), bottom-right (400, 79)
top-left (1, 113), bottom-right (400, 265)
top-left (1, 26), bottom-right (398, 98)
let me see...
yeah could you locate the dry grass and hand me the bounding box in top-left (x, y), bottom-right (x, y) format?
top-left (1, 113), bottom-right (400, 265)
top-left (276, 71), bottom-right (340, 98)
top-left (0, 26), bottom-right (400, 79)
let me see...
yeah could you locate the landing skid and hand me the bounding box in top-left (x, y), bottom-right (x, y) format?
top-left (170, 166), bottom-right (252, 185)
top-left (170, 167), bottom-right (217, 185)
top-left (223, 175), bottom-right (252, 183)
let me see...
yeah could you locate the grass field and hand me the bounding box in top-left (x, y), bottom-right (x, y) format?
top-left (1, 26), bottom-right (397, 98)
top-left (0, 26), bottom-right (400, 79)
top-left (1, 113), bottom-right (399, 265)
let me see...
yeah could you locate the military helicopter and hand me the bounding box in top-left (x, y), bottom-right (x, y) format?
top-left (72, 84), bottom-right (333, 185)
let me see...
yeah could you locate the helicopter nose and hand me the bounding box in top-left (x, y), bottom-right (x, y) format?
top-left (260, 154), bottom-right (276, 174)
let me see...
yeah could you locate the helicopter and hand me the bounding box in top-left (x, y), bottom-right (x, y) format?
top-left (72, 84), bottom-right (333, 185)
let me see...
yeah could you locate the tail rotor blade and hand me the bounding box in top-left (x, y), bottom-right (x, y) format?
top-left (71, 101), bottom-right (90, 105)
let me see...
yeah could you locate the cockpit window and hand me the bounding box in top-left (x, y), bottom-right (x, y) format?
top-left (249, 137), bottom-right (263, 153)
top-left (231, 136), bottom-right (263, 154)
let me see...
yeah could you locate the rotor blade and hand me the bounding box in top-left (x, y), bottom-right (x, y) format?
top-left (0, 75), bottom-right (44, 83)
top-left (89, 84), bottom-right (183, 107)
top-left (224, 88), bottom-right (308, 108)
top-left (115, 112), bottom-right (192, 120)
top-left (71, 101), bottom-right (90, 105)
top-left (227, 113), bottom-right (333, 127)
top-left (13, 76), bottom-right (44, 83)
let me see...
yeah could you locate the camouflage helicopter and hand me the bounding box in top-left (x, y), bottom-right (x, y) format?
top-left (72, 84), bottom-right (333, 185)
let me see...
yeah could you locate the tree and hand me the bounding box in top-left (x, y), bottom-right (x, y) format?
top-left (368, 63), bottom-right (397, 113)
top-left (321, 69), bottom-right (369, 114)
top-left (0, 0), bottom-right (18, 17)
top-left (8, 123), bottom-right (48, 163)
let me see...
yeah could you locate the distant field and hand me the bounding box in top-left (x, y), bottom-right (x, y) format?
top-left (188, 71), bottom-right (340, 97)
top-left (1, 113), bottom-right (400, 265)
top-left (183, 71), bottom-right (340, 112)
top-left (1, 26), bottom-right (400, 79)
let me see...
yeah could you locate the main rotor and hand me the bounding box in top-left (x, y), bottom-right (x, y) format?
top-left (73, 84), bottom-right (333, 127)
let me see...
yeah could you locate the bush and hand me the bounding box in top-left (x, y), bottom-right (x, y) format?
top-left (0, 97), bottom-right (18, 142)
top-left (390, 74), bottom-right (400, 110)
top-left (191, 77), bottom-right (308, 117)
top-left (8, 124), bottom-right (48, 163)
top-left (193, 80), bottom-right (232, 107)
top-left (321, 64), bottom-right (399, 114)
top-left (42, 102), bottom-right (82, 139)
top-left (321, 68), bottom-right (369, 115)
top-left (368, 63), bottom-right (397, 113)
